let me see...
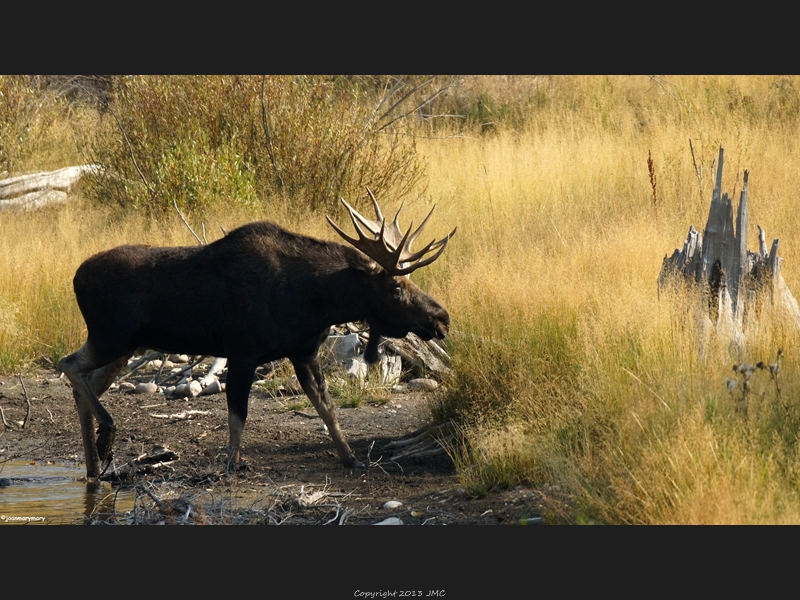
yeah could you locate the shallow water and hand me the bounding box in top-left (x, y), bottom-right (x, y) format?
top-left (0, 460), bottom-right (135, 525)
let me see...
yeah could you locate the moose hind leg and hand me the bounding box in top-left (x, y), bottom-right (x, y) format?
top-left (290, 355), bottom-right (364, 470)
top-left (88, 355), bottom-right (131, 397)
top-left (59, 344), bottom-right (122, 479)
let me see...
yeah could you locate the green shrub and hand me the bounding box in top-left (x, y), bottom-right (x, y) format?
top-left (86, 76), bottom-right (434, 215)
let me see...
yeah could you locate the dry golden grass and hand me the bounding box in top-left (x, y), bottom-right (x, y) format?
top-left (5, 75), bottom-right (800, 523)
top-left (419, 75), bottom-right (800, 523)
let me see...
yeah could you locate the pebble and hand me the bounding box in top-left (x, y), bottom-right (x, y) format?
top-left (383, 500), bottom-right (403, 510)
top-left (200, 380), bottom-right (224, 396)
top-left (134, 382), bottom-right (158, 394)
top-left (407, 378), bottom-right (439, 392)
top-left (373, 517), bottom-right (404, 525)
top-left (286, 375), bottom-right (303, 395)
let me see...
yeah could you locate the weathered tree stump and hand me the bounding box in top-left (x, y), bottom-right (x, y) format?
top-left (659, 147), bottom-right (800, 342)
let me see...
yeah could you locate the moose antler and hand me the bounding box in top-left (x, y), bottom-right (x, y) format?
top-left (327, 187), bottom-right (456, 276)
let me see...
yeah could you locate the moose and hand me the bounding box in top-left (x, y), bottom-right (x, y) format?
top-left (59, 189), bottom-right (456, 480)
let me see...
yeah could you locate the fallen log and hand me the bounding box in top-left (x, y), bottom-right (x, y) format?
top-left (0, 164), bottom-right (101, 210)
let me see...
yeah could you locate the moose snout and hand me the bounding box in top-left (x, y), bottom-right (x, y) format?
top-left (433, 310), bottom-right (450, 339)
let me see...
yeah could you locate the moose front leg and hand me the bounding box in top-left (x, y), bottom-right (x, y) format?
top-left (224, 358), bottom-right (257, 470)
top-left (291, 355), bottom-right (364, 470)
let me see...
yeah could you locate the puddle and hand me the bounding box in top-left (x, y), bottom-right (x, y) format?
top-left (0, 460), bottom-right (135, 525)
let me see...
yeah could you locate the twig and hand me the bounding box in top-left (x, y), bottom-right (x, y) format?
top-left (0, 405), bottom-right (12, 429)
top-left (173, 198), bottom-right (203, 245)
top-left (117, 351), bottom-right (162, 382)
top-left (376, 76), bottom-right (444, 132)
top-left (260, 75), bottom-right (284, 189)
top-left (689, 138), bottom-right (703, 194)
top-left (366, 440), bottom-right (392, 476)
top-left (648, 76), bottom-right (693, 117)
top-left (106, 104), bottom-right (157, 206)
top-left (18, 375), bottom-right (31, 428)
top-left (158, 355), bottom-right (208, 385)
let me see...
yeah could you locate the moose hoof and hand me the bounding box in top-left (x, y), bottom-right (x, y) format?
top-left (96, 424), bottom-right (116, 463)
top-left (85, 465), bottom-right (103, 481)
top-left (228, 458), bottom-right (250, 473)
top-left (345, 456), bottom-right (366, 471)
top-left (225, 451), bottom-right (248, 473)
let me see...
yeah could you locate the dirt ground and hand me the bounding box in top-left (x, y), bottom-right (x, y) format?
top-left (0, 362), bottom-right (549, 525)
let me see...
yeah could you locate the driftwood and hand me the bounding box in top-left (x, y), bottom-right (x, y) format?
top-left (331, 323), bottom-right (452, 378)
top-left (0, 165), bottom-right (101, 210)
top-left (384, 333), bottom-right (451, 378)
top-left (659, 147), bottom-right (800, 340)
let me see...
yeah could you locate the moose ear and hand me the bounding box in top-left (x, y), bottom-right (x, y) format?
top-left (351, 254), bottom-right (382, 275)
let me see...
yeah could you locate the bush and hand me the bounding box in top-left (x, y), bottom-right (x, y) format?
top-left (86, 76), bottom-right (440, 216)
top-left (0, 76), bottom-right (63, 174)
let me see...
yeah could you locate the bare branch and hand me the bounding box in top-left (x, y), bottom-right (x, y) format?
top-left (117, 351), bottom-right (163, 383)
top-left (173, 198), bottom-right (203, 245)
top-left (105, 104), bottom-right (157, 204)
top-left (19, 375), bottom-right (30, 428)
top-left (0, 405), bottom-right (12, 429)
top-left (260, 75), bottom-right (284, 189)
top-left (378, 79), bottom-right (461, 133)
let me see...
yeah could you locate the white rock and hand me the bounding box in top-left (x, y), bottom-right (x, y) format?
top-left (134, 382), bottom-right (158, 394)
top-left (286, 375), bottom-right (303, 395)
top-left (392, 383), bottom-right (409, 394)
top-left (383, 500), bottom-right (403, 510)
top-left (347, 355), bottom-right (368, 381)
top-left (188, 380), bottom-right (202, 397)
top-left (200, 380), bottom-right (224, 396)
top-left (407, 378), bottom-right (439, 392)
top-left (119, 382), bottom-right (136, 392)
top-left (373, 517), bottom-right (404, 525)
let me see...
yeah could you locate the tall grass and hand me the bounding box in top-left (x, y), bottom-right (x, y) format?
top-left (419, 75), bottom-right (800, 523)
top-left (4, 75), bottom-right (800, 522)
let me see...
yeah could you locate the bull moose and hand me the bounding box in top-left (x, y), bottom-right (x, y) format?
top-left (59, 189), bottom-right (456, 479)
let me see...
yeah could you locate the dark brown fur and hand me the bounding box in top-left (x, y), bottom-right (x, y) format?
top-left (59, 221), bottom-right (450, 479)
